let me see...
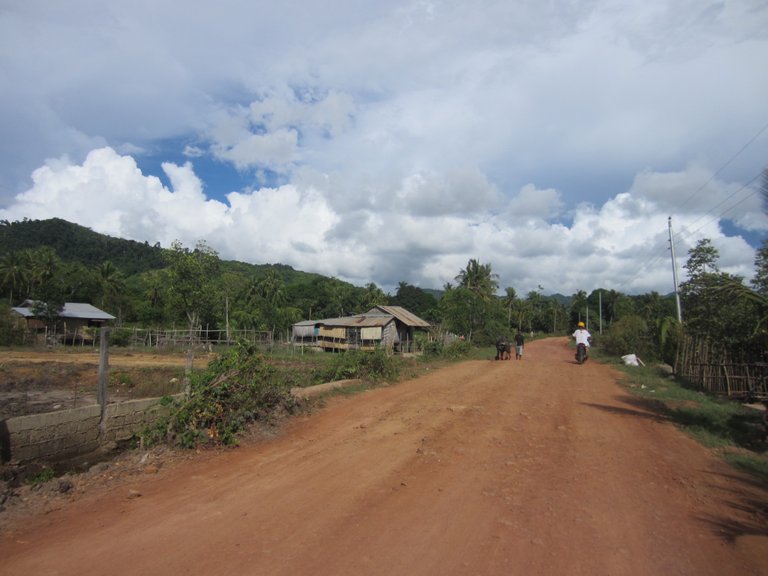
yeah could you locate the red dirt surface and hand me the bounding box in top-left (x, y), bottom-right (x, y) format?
top-left (1, 337), bottom-right (767, 575)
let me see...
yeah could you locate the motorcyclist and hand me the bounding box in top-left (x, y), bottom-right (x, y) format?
top-left (572, 321), bottom-right (592, 361)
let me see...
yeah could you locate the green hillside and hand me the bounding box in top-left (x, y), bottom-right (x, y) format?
top-left (0, 218), bottom-right (165, 275)
top-left (0, 217), bottom-right (406, 329)
top-left (0, 217), bottom-right (326, 286)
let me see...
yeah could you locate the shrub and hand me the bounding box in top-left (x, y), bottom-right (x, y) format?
top-left (601, 315), bottom-right (654, 359)
top-left (143, 341), bottom-right (298, 448)
top-left (0, 309), bottom-right (26, 345)
top-left (419, 338), bottom-right (472, 360)
top-left (421, 340), bottom-right (444, 357)
top-left (321, 349), bottom-right (402, 382)
top-left (108, 328), bottom-right (132, 347)
top-left (441, 339), bottom-right (472, 359)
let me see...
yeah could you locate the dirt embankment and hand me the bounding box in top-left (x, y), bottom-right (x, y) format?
top-left (1, 338), bottom-right (767, 575)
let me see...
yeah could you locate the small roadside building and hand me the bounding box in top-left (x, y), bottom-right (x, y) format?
top-left (292, 305), bottom-right (430, 354)
top-left (11, 300), bottom-right (115, 344)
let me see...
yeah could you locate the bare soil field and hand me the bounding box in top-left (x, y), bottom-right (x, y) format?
top-left (0, 348), bottom-right (214, 420)
top-left (1, 337), bottom-right (767, 575)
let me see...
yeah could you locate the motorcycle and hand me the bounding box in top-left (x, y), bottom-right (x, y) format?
top-left (575, 343), bottom-right (588, 364)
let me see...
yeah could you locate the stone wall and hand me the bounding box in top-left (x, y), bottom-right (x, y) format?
top-left (0, 396), bottom-right (180, 464)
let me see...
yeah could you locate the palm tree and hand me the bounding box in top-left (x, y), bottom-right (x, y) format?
top-left (455, 259), bottom-right (498, 300)
top-left (545, 298), bottom-right (564, 333)
top-left (361, 282), bottom-right (387, 309)
top-left (0, 251), bottom-right (25, 304)
top-left (454, 259), bottom-right (498, 338)
top-left (32, 246), bottom-right (59, 285)
top-left (512, 298), bottom-right (531, 332)
top-left (97, 261), bottom-right (125, 308)
top-left (141, 270), bottom-right (166, 325)
top-left (570, 290), bottom-right (588, 327)
top-left (60, 261), bottom-right (96, 300)
top-left (502, 287), bottom-right (517, 329)
top-left (256, 270), bottom-right (286, 308)
top-left (20, 246), bottom-right (59, 297)
top-left (526, 290), bottom-right (544, 331)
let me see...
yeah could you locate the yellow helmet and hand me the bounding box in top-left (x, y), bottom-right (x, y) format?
top-left (578, 321), bottom-right (585, 328)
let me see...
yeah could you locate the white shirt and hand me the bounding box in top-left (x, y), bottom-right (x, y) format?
top-left (572, 328), bottom-right (591, 346)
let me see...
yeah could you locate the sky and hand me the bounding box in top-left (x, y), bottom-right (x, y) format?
top-left (1, 0), bottom-right (767, 297)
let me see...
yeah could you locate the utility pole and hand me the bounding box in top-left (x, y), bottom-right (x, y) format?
top-left (668, 216), bottom-right (683, 323)
top-left (599, 289), bottom-right (604, 334)
top-left (585, 293), bottom-right (589, 330)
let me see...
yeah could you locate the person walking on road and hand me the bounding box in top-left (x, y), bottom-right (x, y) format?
top-left (514, 330), bottom-right (525, 360)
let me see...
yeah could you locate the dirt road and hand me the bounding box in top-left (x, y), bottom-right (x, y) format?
top-left (1, 338), bottom-right (767, 575)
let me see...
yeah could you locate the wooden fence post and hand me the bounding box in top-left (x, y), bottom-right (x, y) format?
top-left (97, 327), bottom-right (110, 439)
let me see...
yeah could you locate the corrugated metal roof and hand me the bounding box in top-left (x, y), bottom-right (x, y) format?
top-left (11, 300), bottom-right (115, 321)
top-left (318, 315), bottom-right (394, 328)
top-left (61, 303), bottom-right (116, 321)
top-left (292, 306), bottom-right (430, 331)
top-left (367, 305), bottom-right (430, 327)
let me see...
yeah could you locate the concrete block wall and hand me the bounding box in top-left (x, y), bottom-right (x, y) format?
top-left (1, 395), bottom-right (181, 464)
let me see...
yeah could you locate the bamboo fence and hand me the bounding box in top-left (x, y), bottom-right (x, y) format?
top-left (676, 334), bottom-right (767, 400)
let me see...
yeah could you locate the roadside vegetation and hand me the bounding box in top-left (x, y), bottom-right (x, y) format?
top-left (601, 352), bottom-right (768, 483)
top-left (142, 342), bottom-right (300, 448)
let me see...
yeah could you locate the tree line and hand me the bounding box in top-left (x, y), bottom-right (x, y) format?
top-left (1, 217), bottom-right (766, 366)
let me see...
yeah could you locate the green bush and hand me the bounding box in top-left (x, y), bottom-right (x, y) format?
top-left (0, 309), bottom-right (26, 345)
top-left (108, 328), bottom-right (132, 347)
top-left (441, 339), bottom-right (472, 359)
top-left (421, 340), bottom-right (444, 357)
top-left (142, 341), bottom-right (298, 448)
top-left (419, 338), bottom-right (472, 360)
top-left (601, 314), bottom-right (654, 359)
top-left (321, 349), bottom-right (402, 382)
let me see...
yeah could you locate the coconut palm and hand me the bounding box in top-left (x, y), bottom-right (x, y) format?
top-left (502, 287), bottom-right (517, 329)
top-left (256, 269), bottom-right (286, 308)
top-left (97, 261), bottom-right (126, 308)
top-left (0, 251), bottom-right (25, 304)
top-left (455, 258), bottom-right (498, 300)
top-left (454, 259), bottom-right (499, 338)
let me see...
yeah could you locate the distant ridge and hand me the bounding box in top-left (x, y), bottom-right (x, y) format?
top-left (0, 217), bottom-right (347, 287)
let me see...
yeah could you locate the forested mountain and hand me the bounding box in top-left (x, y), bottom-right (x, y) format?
top-left (0, 217), bottom-right (410, 330)
top-left (0, 218), bottom-right (166, 276)
top-left (0, 218), bottom-right (327, 286)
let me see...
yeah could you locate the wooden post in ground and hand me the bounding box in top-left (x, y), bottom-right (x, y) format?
top-left (97, 327), bottom-right (110, 439)
top-left (184, 347), bottom-right (194, 396)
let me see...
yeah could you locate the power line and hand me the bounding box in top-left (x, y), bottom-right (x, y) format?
top-left (673, 170), bottom-right (763, 246)
top-left (616, 122), bottom-right (768, 294)
top-left (677, 120), bottom-right (768, 211)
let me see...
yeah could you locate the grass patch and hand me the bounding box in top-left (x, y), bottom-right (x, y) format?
top-left (26, 466), bottom-right (55, 486)
top-left (605, 356), bottom-right (767, 483)
top-left (723, 451), bottom-right (768, 484)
